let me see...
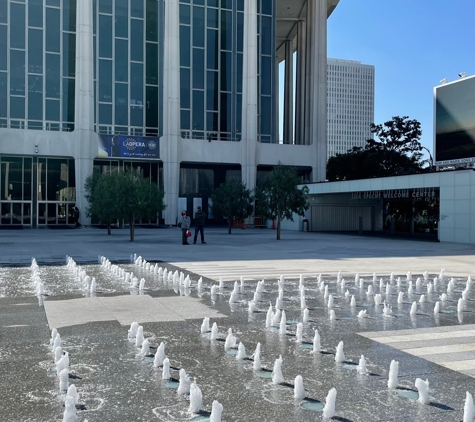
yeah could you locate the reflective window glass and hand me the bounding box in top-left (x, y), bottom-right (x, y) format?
top-left (261, 56), bottom-right (271, 95)
top-left (221, 0), bottom-right (232, 9)
top-left (237, 0), bottom-right (244, 12)
top-left (130, 62), bottom-right (144, 105)
top-left (131, 19), bottom-right (144, 62)
top-left (192, 48), bottom-right (204, 89)
top-left (0, 25), bottom-right (6, 70)
top-left (115, 83), bottom-right (128, 126)
top-left (99, 0), bottom-right (112, 14)
top-left (179, 25), bottom-right (190, 67)
top-left (10, 96), bottom-right (25, 119)
top-left (29, 0), bottom-right (43, 28)
top-left (207, 0), bottom-right (218, 6)
top-left (261, 16), bottom-right (272, 56)
top-left (45, 54), bottom-right (61, 98)
top-left (62, 78), bottom-right (75, 122)
top-left (220, 51), bottom-right (231, 91)
top-left (146, 85), bottom-right (158, 128)
top-left (179, 4), bottom-right (190, 25)
top-left (99, 14), bottom-right (112, 58)
top-left (145, 43), bottom-right (158, 84)
top-left (98, 59), bottom-right (112, 101)
top-left (46, 7), bottom-right (60, 53)
top-left (115, 0), bottom-right (128, 38)
top-left (45, 99), bottom-right (60, 121)
top-left (1, 157), bottom-right (23, 200)
top-left (46, 159), bottom-right (68, 201)
top-left (181, 109), bottom-right (190, 131)
top-left (207, 7), bottom-right (218, 28)
top-left (206, 71), bottom-right (218, 111)
top-left (46, 0), bottom-right (61, 6)
top-left (114, 39), bottom-right (128, 82)
top-left (221, 10), bottom-right (232, 51)
top-left (131, 0), bottom-right (144, 18)
top-left (62, 33), bottom-right (76, 77)
top-left (206, 111), bottom-right (218, 132)
top-left (260, 96), bottom-right (271, 134)
top-left (192, 6), bottom-right (205, 48)
top-left (28, 75), bottom-right (43, 120)
top-left (0, 1), bottom-right (7, 24)
top-left (99, 103), bottom-right (112, 124)
top-left (192, 90), bottom-right (204, 131)
top-left (146, 0), bottom-right (158, 42)
top-left (10, 50), bottom-right (25, 95)
top-left (23, 158), bottom-right (32, 201)
top-left (0, 72), bottom-right (6, 117)
top-left (180, 67), bottom-right (190, 108)
top-left (262, 0), bottom-right (272, 15)
top-left (28, 29), bottom-right (43, 74)
top-left (237, 12), bottom-right (243, 52)
top-left (220, 92), bottom-right (231, 132)
top-left (10, 2), bottom-right (25, 49)
top-left (63, 0), bottom-right (77, 32)
top-left (236, 53), bottom-right (243, 92)
top-left (206, 29), bottom-right (218, 70)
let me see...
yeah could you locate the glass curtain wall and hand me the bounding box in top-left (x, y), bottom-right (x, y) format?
top-left (178, 0), bottom-right (275, 142)
top-left (93, 0), bottom-right (163, 137)
top-left (0, 0), bottom-right (77, 132)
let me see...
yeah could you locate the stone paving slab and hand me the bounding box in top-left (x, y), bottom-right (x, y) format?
top-left (43, 294), bottom-right (228, 329)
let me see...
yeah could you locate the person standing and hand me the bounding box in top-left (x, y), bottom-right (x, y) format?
top-left (178, 210), bottom-right (191, 245)
top-left (193, 206), bottom-right (207, 244)
top-left (74, 206), bottom-right (80, 228)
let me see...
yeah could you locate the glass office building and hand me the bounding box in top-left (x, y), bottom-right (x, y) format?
top-left (0, 0), bottom-right (338, 227)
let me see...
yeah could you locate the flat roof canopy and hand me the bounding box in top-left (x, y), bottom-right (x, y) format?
top-left (276, 0), bottom-right (339, 53)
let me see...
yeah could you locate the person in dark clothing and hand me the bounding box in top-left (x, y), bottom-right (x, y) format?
top-left (193, 206), bottom-right (206, 244)
top-left (178, 210), bottom-right (191, 245)
top-left (74, 206), bottom-right (80, 228)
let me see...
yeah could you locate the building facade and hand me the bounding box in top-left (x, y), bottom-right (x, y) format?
top-left (327, 58), bottom-right (375, 159)
top-left (0, 0), bottom-right (338, 227)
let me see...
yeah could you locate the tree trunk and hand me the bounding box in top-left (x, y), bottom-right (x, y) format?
top-left (277, 216), bottom-right (281, 240)
top-left (129, 220), bottom-right (135, 242)
top-left (227, 217), bottom-right (232, 234)
top-left (107, 223), bottom-right (111, 235)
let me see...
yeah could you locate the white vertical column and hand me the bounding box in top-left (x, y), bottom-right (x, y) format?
top-left (295, 19), bottom-right (306, 145)
top-left (74, 0), bottom-right (95, 225)
top-left (241, 0), bottom-right (258, 193)
top-left (283, 40), bottom-right (293, 144)
top-left (162, 0), bottom-right (181, 225)
top-left (303, 0), bottom-right (314, 147)
top-left (310, 0), bottom-right (328, 182)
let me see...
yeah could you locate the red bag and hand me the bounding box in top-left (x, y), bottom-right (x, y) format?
top-left (185, 230), bottom-right (192, 237)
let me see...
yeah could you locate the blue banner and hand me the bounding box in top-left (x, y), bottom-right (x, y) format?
top-left (98, 135), bottom-right (159, 159)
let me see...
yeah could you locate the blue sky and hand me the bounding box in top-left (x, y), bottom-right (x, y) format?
top-left (327, 0), bottom-right (475, 155)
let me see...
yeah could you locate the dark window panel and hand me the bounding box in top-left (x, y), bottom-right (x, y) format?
top-left (45, 53), bottom-right (61, 98)
top-left (145, 43), bottom-right (158, 84)
top-left (260, 95), bottom-right (271, 135)
top-left (115, 39), bottom-right (128, 82)
top-left (46, 7), bottom-right (61, 53)
top-left (130, 62), bottom-right (144, 105)
top-left (261, 16), bottom-right (272, 56)
top-left (237, 12), bottom-right (244, 52)
top-left (194, 0), bottom-right (204, 5)
top-left (179, 4), bottom-right (190, 25)
top-left (130, 19), bottom-right (144, 62)
top-left (115, 83), bottom-right (128, 126)
top-left (98, 103), bottom-right (112, 124)
top-left (181, 109), bottom-right (190, 131)
top-left (146, 85), bottom-right (158, 129)
top-left (0, 25), bottom-right (6, 70)
top-left (0, 72), bottom-right (6, 117)
top-left (206, 111), bottom-right (218, 132)
top-left (10, 3), bottom-right (25, 49)
top-left (192, 90), bottom-right (204, 131)
top-left (180, 67), bottom-right (190, 109)
top-left (220, 51), bottom-right (231, 91)
top-left (10, 97), bottom-right (25, 119)
top-left (179, 25), bottom-right (190, 67)
top-left (46, 0), bottom-right (61, 6)
top-left (28, 29), bottom-right (44, 74)
top-left (10, 50), bottom-right (25, 95)
top-left (28, 75), bottom-right (43, 121)
top-left (261, 56), bottom-right (271, 95)
top-left (192, 48), bottom-right (204, 89)
top-left (207, 7), bottom-right (218, 28)
top-left (236, 53), bottom-right (243, 92)
top-left (131, 0), bottom-right (144, 18)
top-left (130, 105), bottom-right (143, 127)
top-left (221, 0), bottom-right (232, 9)
top-left (235, 92), bottom-right (242, 138)
top-left (146, 0), bottom-right (158, 42)
top-left (220, 92), bottom-right (231, 132)
top-left (207, 0), bottom-right (218, 7)
top-left (98, 14), bottom-right (112, 58)
top-left (192, 6), bottom-right (205, 48)
top-left (62, 78), bottom-right (75, 123)
top-left (63, 0), bottom-right (77, 32)
top-left (237, 0), bottom-right (244, 12)
top-left (1, 157), bottom-right (23, 201)
top-left (98, 59), bottom-right (112, 101)
top-left (62, 32), bottom-right (76, 77)
top-left (206, 29), bottom-right (218, 70)
top-left (24, 157), bottom-right (32, 201)
top-left (206, 71), bottom-right (218, 111)
top-left (115, 0), bottom-right (128, 38)
top-left (99, 0), bottom-right (112, 14)
top-left (29, 0), bottom-right (43, 28)
top-left (45, 99), bottom-right (60, 121)
top-left (221, 10), bottom-right (232, 51)
top-left (262, 0), bottom-right (273, 15)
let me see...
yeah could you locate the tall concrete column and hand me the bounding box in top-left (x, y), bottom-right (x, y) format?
top-left (74, 0), bottom-right (95, 225)
top-left (241, 0), bottom-right (258, 193)
top-left (162, 0), bottom-right (181, 225)
top-left (304, 0), bottom-right (315, 147)
top-left (310, 0), bottom-right (328, 182)
top-left (283, 40), bottom-right (293, 144)
top-left (295, 20), bottom-right (306, 145)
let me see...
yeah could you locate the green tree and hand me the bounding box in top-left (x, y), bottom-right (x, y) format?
top-left (84, 169), bottom-right (166, 241)
top-left (327, 116), bottom-right (430, 181)
top-left (210, 178), bottom-right (254, 234)
top-left (255, 163), bottom-right (309, 240)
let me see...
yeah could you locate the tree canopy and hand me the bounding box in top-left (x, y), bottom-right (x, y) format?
top-left (327, 116), bottom-right (430, 181)
top-left (84, 169), bottom-right (166, 241)
top-left (255, 163), bottom-right (309, 240)
top-left (210, 178), bottom-right (254, 234)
